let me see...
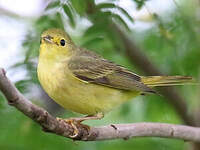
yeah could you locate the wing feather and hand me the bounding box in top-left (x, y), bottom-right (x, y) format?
top-left (68, 52), bottom-right (155, 94)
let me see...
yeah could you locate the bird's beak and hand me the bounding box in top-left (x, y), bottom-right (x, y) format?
top-left (42, 35), bottom-right (53, 44)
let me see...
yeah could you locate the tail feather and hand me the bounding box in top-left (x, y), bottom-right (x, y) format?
top-left (141, 76), bottom-right (194, 87)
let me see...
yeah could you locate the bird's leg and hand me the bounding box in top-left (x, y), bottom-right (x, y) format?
top-left (68, 112), bottom-right (104, 122)
top-left (56, 112), bottom-right (104, 138)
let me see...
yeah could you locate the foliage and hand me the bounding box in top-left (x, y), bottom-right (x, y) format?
top-left (0, 0), bottom-right (199, 150)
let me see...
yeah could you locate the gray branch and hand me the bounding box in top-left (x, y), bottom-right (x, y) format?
top-left (1, 67), bottom-right (200, 142)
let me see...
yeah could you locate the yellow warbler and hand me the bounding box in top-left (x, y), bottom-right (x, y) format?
top-left (37, 28), bottom-right (193, 121)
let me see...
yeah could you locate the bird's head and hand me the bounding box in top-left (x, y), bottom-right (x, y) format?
top-left (40, 28), bottom-right (74, 60)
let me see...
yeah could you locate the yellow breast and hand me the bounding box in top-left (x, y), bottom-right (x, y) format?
top-left (37, 57), bottom-right (139, 115)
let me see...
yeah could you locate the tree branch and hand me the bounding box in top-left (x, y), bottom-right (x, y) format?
top-left (1, 68), bottom-right (200, 142)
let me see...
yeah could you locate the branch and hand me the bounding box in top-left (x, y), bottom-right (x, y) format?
top-left (1, 68), bottom-right (200, 142)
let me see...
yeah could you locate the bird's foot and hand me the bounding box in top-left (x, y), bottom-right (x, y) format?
top-left (56, 113), bottom-right (104, 138)
top-left (68, 112), bottom-right (104, 122)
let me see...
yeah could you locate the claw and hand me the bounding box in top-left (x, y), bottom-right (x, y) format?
top-left (56, 117), bottom-right (79, 138)
top-left (56, 113), bottom-right (104, 138)
top-left (65, 119), bottom-right (79, 138)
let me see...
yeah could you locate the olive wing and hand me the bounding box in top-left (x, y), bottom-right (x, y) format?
top-left (68, 56), bottom-right (155, 94)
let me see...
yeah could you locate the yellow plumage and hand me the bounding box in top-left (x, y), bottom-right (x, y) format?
top-left (37, 28), bottom-right (193, 116)
top-left (38, 48), bottom-right (138, 114)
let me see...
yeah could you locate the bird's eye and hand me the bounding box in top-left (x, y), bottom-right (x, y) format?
top-left (60, 39), bottom-right (65, 46)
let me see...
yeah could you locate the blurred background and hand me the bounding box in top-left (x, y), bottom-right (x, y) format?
top-left (0, 0), bottom-right (200, 149)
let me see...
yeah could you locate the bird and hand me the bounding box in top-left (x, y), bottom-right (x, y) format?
top-left (37, 28), bottom-right (193, 137)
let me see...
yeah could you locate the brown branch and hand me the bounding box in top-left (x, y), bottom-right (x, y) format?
top-left (1, 68), bottom-right (200, 142)
top-left (91, 123), bottom-right (200, 141)
top-left (0, 68), bottom-right (88, 140)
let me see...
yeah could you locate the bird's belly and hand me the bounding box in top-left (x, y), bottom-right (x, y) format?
top-left (52, 81), bottom-right (138, 115)
top-left (38, 64), bottom-right (139, 115)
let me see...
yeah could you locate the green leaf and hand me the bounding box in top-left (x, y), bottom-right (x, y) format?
top-left (103, 11), bottom-right (130, 31)
top-left (45, 1), bottom-right (60, 10)
top-left (55, 12), bottom-right (64, 29)
top-left (9, 62), bottom-right (26, 69)
top-left (36, 14), bottom-right (64, 30)
top-left (84, 24), bottom-right (107, 37)
top-left (15, 80), bottom-right (32, 93)
top-left (62, 4), bottom-right (75, 28)
top-left (82, 37), bottom-right (104, 47)
top-left (133, 0), bottom-right (146, 9)
top-left (82, 24), bottom-right (106, 47)
top-left (96, 3), bottom-right (134, 23)
top-left (116, 6), bottom-right (134, 23)
top-left (70, 0), bottom-right (87, 16)
top-left (96, 2), bottom-right (116, 9)
top-left (112, 14), bottom-right (130, 31)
